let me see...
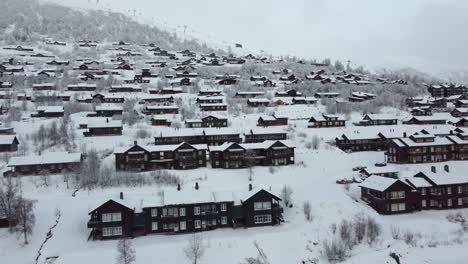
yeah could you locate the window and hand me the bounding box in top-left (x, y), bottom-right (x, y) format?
top-left (448, 199), bottom-right (452, 207)
top-left (422, 199), bottom-right (426, 208)
top-left (102, 226), bottom-right (122, 237)
top-left (151, 209), bottom-right (157, 217)
top-left (102, 212), bottom-right (122, 223)
top-left (254, 215), bottom-right (272, 224)
top-left (390, 191), bottom-right (405, 199)
top-left (447, 187), bottom-right (452, 195)
top-left (390, 203), bottom-right (406, 212)
top-left (220, 203), bottom-right (227, 212)
top-left (221, 216), bottom-right (227, 225)
top-left (421, 188), bottom-right (426, 196)
top-left (151, 222), bottom-right (158, 231)
top-left (254, 201), bottom-right (271, 211)
top-left (194, 207), bottom-right (200, 215)
top-left (180, 221), bottom-right (186, 231)
top-left (180, 208), bottom-right (186, 217)
top-left (194, 220), bottom-right (201, 229)
top-left (212, 219), bottom-right (216, 226)
top-left (162, 208), bottom-right (167, 216)
top-left (458, 198), bottom-right (463, 206)
top-left (458, 186), bottom-right (463, 194)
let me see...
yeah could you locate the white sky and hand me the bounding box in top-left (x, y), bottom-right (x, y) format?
top-left (46, 0), bottom-right (468, 76)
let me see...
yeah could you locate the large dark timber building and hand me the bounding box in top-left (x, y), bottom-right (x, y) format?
top-left (88, 187), bottom-right (284, 240)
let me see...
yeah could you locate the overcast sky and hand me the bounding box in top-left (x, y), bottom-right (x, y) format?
top-left (47, 0), bottom-right (468, 76)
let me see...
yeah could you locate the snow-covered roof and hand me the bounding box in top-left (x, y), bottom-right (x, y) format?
top-left (37, 106), bottom-right (64, 113)
top-left (359, 176), bottom-right (402, 192)
top-left (96, 104), bottom-right (123, 111)
top-left (0, 135), bottom-right (17, 145)
top-left (8, 152), bottom-right (82, 167)
top-left (87, 119), bottom-right (122, 129)
top-left (114, 143), bottom-right (208, 154)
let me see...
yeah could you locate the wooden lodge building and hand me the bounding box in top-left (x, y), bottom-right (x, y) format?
top-left (185, 115), bottom-right (228, 128)
top-left (154, 129), bottom-right (242, 146)
top-left (5, 152), bottom-right (82, 176)
top-left (143, 105), bottom-right (179, 115)
top-left (209, 140), bottom-right (294, 169)
top-left (114, 142), bottom-right (207, 171)
top-left (354, 114), bottom-right (398, 126)
top-left (402, 115), bottom-right (447, 125)
top-left (0, 135), bottom-right (19, 152)
top-left (244, 129), bottom-right (287, 143)
top-left (257, 115), bottom-right (288, 127)
top-left (387, 133), bottom-right (453, 163)
top-left (360, 166), bottom-right (468, 214)
top-left (247, 98), bottom-right (270, 107)
top-left (87, 187), bottom-right (284, 240)
top-left (31, 106), bottom-right (64, 118)
top-left (308, 114), bottom-right (346, 128)
top-left (67, 84), bottom-right (97, 92)
top-left (199, 103), bottom-right (227, 112)
top-left (83, 119), bottom-right (123, 137)
top-left (95, 105), bottom-right (123, 117)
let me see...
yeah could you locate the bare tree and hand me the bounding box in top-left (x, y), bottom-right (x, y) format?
top-left (241, 241), bottom-right (270, 264)
top-left (78, 148), bottom-right (101, 189)
top-left (303, 201), bottom-right (312, 221)
top-left (311, 135), bottom-right (320, 150)
top-left (280, 185), bottom-right (293, 207)
top-left (116, 238), bottom-right (136, 264)
top-left (184, 234), bottom-right (206, 264)
top-left (13, 197), bottom-right (35, 244)
top-left (244, 149), bottom-right (257, 181)
top-left (0, 177), bottom-right (20, 229)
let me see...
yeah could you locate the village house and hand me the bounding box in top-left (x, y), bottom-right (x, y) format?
top-left (455, 99), bottom-right (468, 108)
top-left (185, 115), bottom-right (228, 128)
top-left (109, 85), bottom-right (142, 93)
top-left (143, 105), bottom-right (179, 115)
top-left (114, 142), bottom-right (207, 171)
top-left (244, 129), bottom-right (287, 143)
top-left (209, 140), bottom-right (295, 169)
top-left (32, 83), bottom-right (56, 91)
top-left (0, 135), bottom-right (19, 152)
top-left (154, 129), bottom-right (241, 146)
top-left (83, 119), bottom-right (123, 137)
top-left (387, 133), bottom-right (453, 163)
top-left (354, 114), bottom-right (398, 126)
top-left (446, 131), bottom-right (468, 160)
top-left (196, 96), bottom-right (224, 104)
top-left (335, 132), bottom-right (388, 152)
top-left (257, 115), bottom-right (288, 127)
top-left (31, 106), bottom-right (64, 118)
top-left (360, 166), bottom-right (399, 179)
top-left (291, 97), bottom-right (318, 105)
top-left (32, 92), bottom-right (71, 102)
top-left (151, 116), bottom-right (173, 127)
top-left (170, 78), bottom-right (192, 87)
top-left (359, 176), bottom-right (418, 214)
top-left (308, 114), bottom-right (346, 128)
top-left (247, 98), bottom-right (270, 107)
top-left (451, 108), bottom-right (468, 118)
top-left (427, 84), bottom-right (467, 98)
top-left (157, 87), bottom-right (184, 94)
top-left (199, 103), bottom-right (227, 112)
top-left (139, 95), bottom-right (174, 104)
top-left (87, 187), bottom-right (283, 240)
top-left (67, 83), bottom-right (97, 92)
top-left (349, 92), bottom-right (376, 102)
top-left (235, 91), bottom-right (265, 98)
top-left (5, 152), bottom-right (82, 176)
top-left (275, 89), bottom-right (302, 97)
top-left (411, 106), bottom-right (432, 116)
top-left (314, 92), bottom-right (340, 99)
top-left (198, 89), bottom-right (222, 96)
top-left (402, 115), bottom-right (447, 125)
top-left (95, 105), bottom-right (124, 117)
top-left (78, 94), bottom-right (125, 104)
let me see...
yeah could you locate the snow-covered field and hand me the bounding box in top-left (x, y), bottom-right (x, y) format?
top-left (1, 105), bottom-right (468, 264)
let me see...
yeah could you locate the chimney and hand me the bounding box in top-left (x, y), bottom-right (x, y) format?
top-left (106, 118), bottom-right (109, 123)
top-left (403, 132), bottom-right (407, 138)
top-left (431, 166), bottom-right (436, 173)
top-left (444, 165), bottom-right (449, 173)
top-left (177, 184), bottom-right (181, 191)
top-left (120, 192), bottom-right (124, 200)
top-left (195, 182), bottom-right (199, 190)
top-left (134, 140), bottom-right (137, 146)
top-left (249, 184), bottom-right (253, 191)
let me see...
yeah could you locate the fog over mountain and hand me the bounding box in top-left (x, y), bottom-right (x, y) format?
top-left (45, 0), bottom-right (468, 78)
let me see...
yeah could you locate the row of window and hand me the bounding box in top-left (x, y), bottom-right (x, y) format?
top-left (254, 201), bottom-right (271, 211)
top-left (390, 191), bottom-right (405, 199)
top-left (422, 198), bottom-right (465, 207)
top-left (150, 204), bottom-right (228, 218)
top-left (254, 214), bottom-right (272, 224)
top-left (102, 226), bottom-right (122, 237)
top-left (151, 216), bottom-right (229, 232)
top-left (102, 212), bottom-right (122, 223)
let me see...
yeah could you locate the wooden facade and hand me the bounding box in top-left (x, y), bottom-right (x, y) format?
top-left (88, 188), bottom-right (283, 240)
top-left (154, 130), bottom-right (241, 146)
top-left (114, 142), bottom-right (207, 171)
top-left (6, 152), bottom-right (82, 176)
top-left (308, 114), bottom-right (346, 128)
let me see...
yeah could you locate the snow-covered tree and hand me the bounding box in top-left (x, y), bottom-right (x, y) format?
top-left (184, 234), bottom-right (206, 264)
top-left (116, 238), bottom-right (136, 264)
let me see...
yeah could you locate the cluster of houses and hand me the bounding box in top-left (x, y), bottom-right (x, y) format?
top-left (359, 165), bottom-right (468, 214)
